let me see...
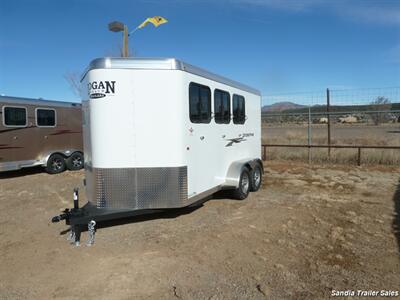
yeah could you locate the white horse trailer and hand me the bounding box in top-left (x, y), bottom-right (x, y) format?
top-left (52, 57), bottom-right (262, 245)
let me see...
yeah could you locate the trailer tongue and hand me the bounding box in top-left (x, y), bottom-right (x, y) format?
top-left (51, 188), bottom-right (162, 246)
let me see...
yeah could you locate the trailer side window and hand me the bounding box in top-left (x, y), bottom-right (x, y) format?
top-left (189, 82), bottom-right (211, 123)
top-left (36, 109), bottom-right (56, 127)
top-left (214, 89), bottom-right (230, 124)
top-left (233, 95), bottom-right (246, 124)
top-left (3, 107), bottom-right (27, 127)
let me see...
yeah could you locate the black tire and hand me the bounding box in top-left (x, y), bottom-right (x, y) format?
top-left (46, 153), bottom-right (66, 174)
top-left (66, 152), bottom-right (84, 171)
top-left (231, 168), bottom-right (251, 200)
top-left (250, 165), bottom-right (262, 192)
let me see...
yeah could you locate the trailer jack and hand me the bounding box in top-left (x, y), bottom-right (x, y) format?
top-left (86, 220), bottom-right (96, 246)
top-left (64, 220), bottom-right (96, 246)
top-left (52, 188), bottom-right (97, 246)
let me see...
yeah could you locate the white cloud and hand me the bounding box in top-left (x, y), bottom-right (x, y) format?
top-left (232, 0), bottom-right (324, 12)
top-left (230, 0), bottom-right (400, 25)
top-left (335, 1), bottom-right (400, 26)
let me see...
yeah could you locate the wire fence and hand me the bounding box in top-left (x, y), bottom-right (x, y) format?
top-left (261, 87), bottom-right (400, 165)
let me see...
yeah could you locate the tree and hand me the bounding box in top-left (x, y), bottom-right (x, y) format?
top-left (64, 47), bottom-right (137, 99)
top-left (64, 72), bottom-right (82, 98)
top-left (370, 96), bottom-right (391, 125)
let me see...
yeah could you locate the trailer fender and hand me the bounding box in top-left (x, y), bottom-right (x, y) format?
top-left (225, 158), bottom-right (263, 188)
top-left (247, 158), bottom-right (264, 174)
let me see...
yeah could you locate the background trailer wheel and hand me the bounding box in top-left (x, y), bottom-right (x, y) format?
top-left (250, 165), bottom-right (262, 192)
top-left (231, 168), bottom-right (250, 200)
top-left (45, 153), bottom-right (66, 174)
top-left (66, 152), bottom-right (84, 171)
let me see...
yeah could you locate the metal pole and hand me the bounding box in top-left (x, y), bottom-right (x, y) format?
top-left (308, 106), bottom-right (312, 164)
top-left (73, 188), bottom-right (79, 210)
top-left (123, 25), bottom-right (129, 57)
top-left (327, 88), bottom-right (331, 159)
top-left (262, 145), bottom-right (266, 161)
top-left (357, 148), bottom-right (361, 166)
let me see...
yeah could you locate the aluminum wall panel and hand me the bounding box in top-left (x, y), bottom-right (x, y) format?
top-left (86, 166), bottom-right (188, 209)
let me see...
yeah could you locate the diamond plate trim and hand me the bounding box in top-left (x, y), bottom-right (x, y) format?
top-left (86, 166), bottom-right (188, 209)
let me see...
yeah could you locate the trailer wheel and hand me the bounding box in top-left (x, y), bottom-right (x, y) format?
top-left (66, 152), bottom-right (84, 171)
top-left (46, 154), bottom-right (66, 174)
top-left (231, 168), bottom-right (250, 200)
top-left (249, 165), bottom-right (262, 192)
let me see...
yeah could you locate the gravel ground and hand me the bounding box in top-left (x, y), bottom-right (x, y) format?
top-left (0, 162), bottom-right (399, 299)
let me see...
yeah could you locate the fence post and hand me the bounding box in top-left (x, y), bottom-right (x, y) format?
top-left (326, 88), bottom-right (331, 159)
top-left (262, 145), bottom-right (266, 161)
top-left (308, 106), bottom-right (312, 164)
top-left (357, 148), bottom-right (361, 166)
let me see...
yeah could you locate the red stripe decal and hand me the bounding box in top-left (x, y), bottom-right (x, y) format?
top-left (0, 146), bottom-right (24, 150)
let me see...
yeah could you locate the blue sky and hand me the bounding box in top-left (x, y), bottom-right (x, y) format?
top-left (0, 0), bottom-right (399, 105)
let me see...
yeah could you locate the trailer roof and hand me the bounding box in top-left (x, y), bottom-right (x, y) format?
top-left (82, 57), bottom-right (261, 96)
top-left (0, 96), bottom-right (81, 108)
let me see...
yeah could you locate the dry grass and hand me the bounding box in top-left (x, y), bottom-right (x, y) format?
top-left (262, 124), bottom-right (400, 165)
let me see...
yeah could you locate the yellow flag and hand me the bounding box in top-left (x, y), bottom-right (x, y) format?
top-left (138, 16), bottom-right (168, 29)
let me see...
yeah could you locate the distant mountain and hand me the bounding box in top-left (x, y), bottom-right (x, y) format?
top-left (262, 102), bottom-right (400, 115)
top-left (262, 101), bottom-right (306, 112)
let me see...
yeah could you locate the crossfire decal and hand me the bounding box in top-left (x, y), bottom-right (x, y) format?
top-left (225, 137), bottom-right (246, 147)
top-left (225, 133), bottom-right (254, 147)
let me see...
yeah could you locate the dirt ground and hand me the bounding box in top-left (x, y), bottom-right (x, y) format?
top-left (0, 162), bottom-right (399, 299)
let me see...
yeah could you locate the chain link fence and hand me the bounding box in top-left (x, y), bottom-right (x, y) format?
top-left (262, 87), bottom-right (400, 165)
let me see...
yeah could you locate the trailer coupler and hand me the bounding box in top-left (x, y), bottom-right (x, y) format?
top-left (51, 188), bottom-right (97, 246)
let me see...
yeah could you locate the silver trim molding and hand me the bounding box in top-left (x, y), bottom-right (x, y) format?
top-left (187, 185), bottom-right (222, 203)
top-left (0, 160), bottom-right (42, 172)
top-left (0, 149), bottom-right (82, 172)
